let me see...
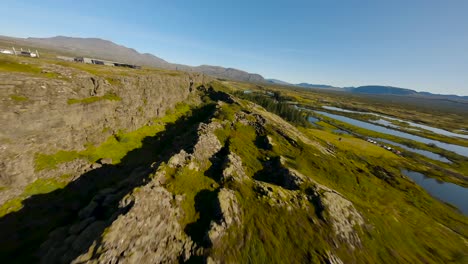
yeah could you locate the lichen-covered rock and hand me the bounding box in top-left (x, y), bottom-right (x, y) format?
top-left (190, 122), bottom-right (223, 170)
top-left (222, 153), bottom-right (247, 182)
top-left (74, 182), bottom-right (194, 264)
top-left (305, 178), bottom-right (365, 250)
top-left (207, 188), bottom-right (241, 243)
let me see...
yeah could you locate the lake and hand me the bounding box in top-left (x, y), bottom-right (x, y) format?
top-left (401, 170), bottom-right (468, 215)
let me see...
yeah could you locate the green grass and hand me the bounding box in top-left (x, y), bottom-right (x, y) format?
top-left (165, 166), bottom-right (218, 226)
top-left (10, 94), bottom-right (29, 102)
top-left (214, 183), bottom-right (331, 263)
top-left (67, 92), bottom-right (122, 105)
top-left (0, 174), bottom-right (72, 217)
top-left (0, 58), bottom-right (42, 74)
top-left (35, 150), bottom-right (81, 171)
top-left (34, 103), bottom-right (192, 171)
top-left (0, 56), bottom-right (58, 78)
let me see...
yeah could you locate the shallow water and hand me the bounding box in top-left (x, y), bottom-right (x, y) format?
top-left (315, 111), bottom-right (468, 158)
top-left (322, 106), bottom-right (468, 139)
top-left (401, 170), bottom-right (467, 215)
top-left (375, 138), bottom-right (451, 163)
top-left (308, 116), bottom-right (319, 124)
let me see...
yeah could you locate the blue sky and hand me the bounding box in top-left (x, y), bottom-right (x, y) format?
top-left (2, 0), bottom-right (467, 95)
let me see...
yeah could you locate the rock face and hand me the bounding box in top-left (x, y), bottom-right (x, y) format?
top-left (190, 122), bottom-right (224, 170)
top-left (222, 153), bottom-right (247, 182)
top-left (207, 188), bottom-right (241, 243)
top-left (0, 65), bottom-right (209, 202)
top-left (77, 182), bottom-right (194, 263)
top-left (305, 179), bottom-right (365, 249)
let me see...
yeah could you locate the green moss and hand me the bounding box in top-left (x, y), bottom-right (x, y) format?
top-left (0, 57), bottom-right (58, 78)
top-left (229, 123), bottom-right (264, 177)
top-left (215, 102), bottom-right (239, 121)
top-left (0, 174), bottom-right (72, 217)
top-left (106, 77), bottom-right (121, 86)
top-left (165, 166), bottom-right (218, 226)
top-left (10, 94), bottom-right (29, 102)
top-left (34, 150), bottom-right (81, 171)
top-left (22, 176), bottom-right (70, 197)
top-left (67, 92), bottom-right (122, 105)
top-left (0, 198), bottom-right (23, 217)
top-left (0, 59), bottom-right (42, 74)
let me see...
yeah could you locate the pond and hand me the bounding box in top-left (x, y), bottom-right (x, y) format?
top-left (401, 170), bottom-right (468, 215)
top-left (314, 111), bottom-right (468, 158)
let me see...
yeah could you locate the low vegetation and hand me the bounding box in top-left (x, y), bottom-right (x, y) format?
top-left (0, 55), bottom-right (57, 78)
top-left (9, 94), bottom-right (29, 102)
top-left (0, 174), bottom-right (72, 217)
top-left (67, 92), bottom-right (122, 104)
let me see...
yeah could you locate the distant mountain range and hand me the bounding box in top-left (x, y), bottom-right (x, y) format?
top-left (266, 79), bottom-right (338, 89)
top-left (267, 79), bottom-right (468, 101)
top-left (0, 35), bottom-right (265, 83)
top-left (346, 86), bottom-right (468, 100)
top-left (266, 79), bottom-right (292, 85)
top-left (296, 83), bottom-right (337, 89)
top-left (1, 35), bottom-right (466, 100)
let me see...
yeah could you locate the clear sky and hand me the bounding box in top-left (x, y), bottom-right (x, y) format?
top-left (2, 0), bottom-right (467, 95)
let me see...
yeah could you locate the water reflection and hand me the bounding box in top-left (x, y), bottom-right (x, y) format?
top-left (322, 106), bottom-right (468, 139)
top-left (374, 138), bottom-right (451, 163)
top-left (401, 169), bottom-right (467, 215)
top-left (314, 111), bottom-right (468, 158)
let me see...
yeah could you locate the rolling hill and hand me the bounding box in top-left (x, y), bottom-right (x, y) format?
top-left (0, 35), bottom-right (266, 83)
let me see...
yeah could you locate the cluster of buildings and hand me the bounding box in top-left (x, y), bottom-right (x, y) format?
top-left (366, 138), bottom-right (402, 155)
top-left (0, 45), bottom-right (140, 69)
top-left (57, 56), bottom-right (141, 69)
top-left (0, 47), bottom-right (40, 58)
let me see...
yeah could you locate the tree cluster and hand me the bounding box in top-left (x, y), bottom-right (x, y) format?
top-left (236, 91), bottom-right (309, 126)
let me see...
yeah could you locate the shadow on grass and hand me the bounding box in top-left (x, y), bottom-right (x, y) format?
top-left (0, 102), bottom-right (218, 263)
top-left (184, 189), bottom-right (221, 248)
top-left (253, 156), bottom-right (300, 190)
top-left (204, 140), bottom-right (230, 183)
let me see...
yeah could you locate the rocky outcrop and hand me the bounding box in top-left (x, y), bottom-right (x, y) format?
top-left (207, 188), bottom-right (241, 243)
top-left (0, 64), bottom-right (210, 203)
top-left (190, 122), bottom-right (224, 170)
top-left (245, 101), bottom-right (328, 154)
top-left (76, 181), bottom-right (194, 263)
top-left (305, 178), bottom-right (365, 250)
top-left (221, 153), bottom-right (248, 183)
